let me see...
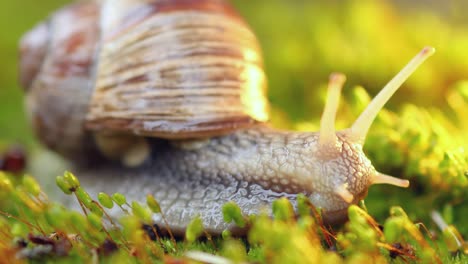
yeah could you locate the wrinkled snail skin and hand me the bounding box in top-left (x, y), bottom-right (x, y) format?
top-left (76, 126), bottom-right (372, 234)
top-left (20, 0), bottom-right (434, 234)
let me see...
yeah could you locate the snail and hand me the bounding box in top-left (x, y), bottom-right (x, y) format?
top-left (19, 0), bottom-right (434, 234)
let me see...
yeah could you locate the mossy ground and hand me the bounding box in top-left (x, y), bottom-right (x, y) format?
top-left (0, 169), bottom-right (466, 263)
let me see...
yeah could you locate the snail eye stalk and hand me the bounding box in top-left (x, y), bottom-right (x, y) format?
top-left (349, 47), bottom-right (435, 144)
top-left (348, 47), bottom-right (435, 189)
top-left (318, 73), bottom-right (346, 156)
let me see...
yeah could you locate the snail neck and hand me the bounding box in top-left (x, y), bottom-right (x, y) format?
top-left (186, 125), bottom-right (321, 194)
top-left (161, 125), bottom-right (372, 207)
top-left (87, 125), bottom-right (374, 212)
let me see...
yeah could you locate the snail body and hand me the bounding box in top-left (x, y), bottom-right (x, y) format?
top-left (20, 0), bottom-right (433, 233)
top-left (76, 127), bottom-right (376, 233)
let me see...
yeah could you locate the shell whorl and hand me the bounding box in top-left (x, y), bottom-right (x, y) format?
top-left (20, 1), bottom-right (100, 161)
top-left (86, 0), bottom-right (269, 138)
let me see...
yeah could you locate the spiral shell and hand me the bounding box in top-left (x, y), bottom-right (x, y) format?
top-left (19, 0), bottom-right (269, 160)
top-left (86, 0), bottom-right (268, 138)
top-left (20, 1), bottom-right (100, 161)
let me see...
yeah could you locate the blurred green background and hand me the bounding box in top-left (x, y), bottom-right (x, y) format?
top-left (1, 0), bottom-right (467, 148)
top-left (0, 0), bottom-right (71, 148)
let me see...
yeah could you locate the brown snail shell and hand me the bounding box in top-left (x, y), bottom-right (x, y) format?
top-left (88, 0), bottom-right (269, 138)
top-left (20, 1), bottom-right (100, 162)
top-left (20, 0), bottom-right (268, 161)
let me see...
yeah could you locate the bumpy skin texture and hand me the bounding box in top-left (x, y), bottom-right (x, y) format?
top-left (76, 125), bottom-right (374, 234)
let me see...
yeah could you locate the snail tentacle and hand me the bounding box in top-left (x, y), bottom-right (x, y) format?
top-left (318, 73), bottom-right (346, 158)
top-left (349, 47), bottom-right (435, 143)
top-left (371, 172), bottom-right (410, 188)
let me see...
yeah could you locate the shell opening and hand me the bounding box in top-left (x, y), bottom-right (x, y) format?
top-left (349, 47), bottom-right (435, 144)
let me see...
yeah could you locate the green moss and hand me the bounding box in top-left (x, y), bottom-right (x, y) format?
top-left (0, 170), bottom-right (466, 263)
